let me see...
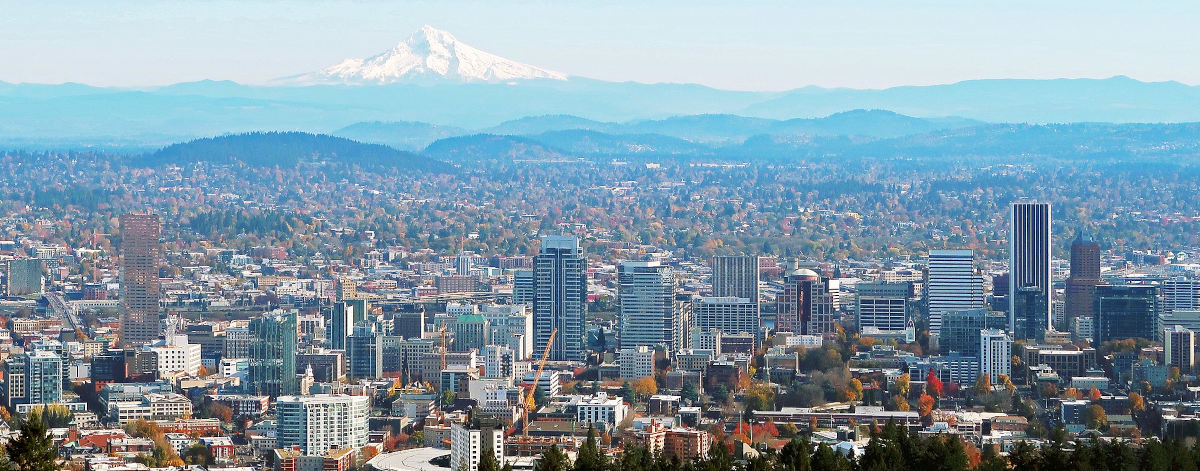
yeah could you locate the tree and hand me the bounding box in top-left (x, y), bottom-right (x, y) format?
top-left (848, 378), bottom-right (864, 403)
top-left (744, 383), bottom-right (776, 411)
top-left (998, 374), bottom-right (1016, 395)
top-left (1129, 392), bottom-right (1146, 413)
top-left (574, 425), bottom-right (606, 471)
top-left (620, 381), bottom-right (635, 404)
top-left (633, 376), bottom-right (658, 400)
top-left (29, 404), bottom-right (73, 428)
top-left (917, 394), bottom-right (935, 417)
top-left (478, 447), bottom-right (501, 471)
top-left (1085, 404), bottom-right (1108, 430)
top-left (891, 395), bottom-right (910, 412)
top-left (183, 442), bottom-right (214, 466)
top-left (534, 444), bottom-right (569, 471)
top-left (893, 374), bottom-right (911, 397)
top-left (710, 384), bottom-right (730, 404)
top-left (973, 374), bottom-right (992, 396)
top-left (1088, 386), bottom-right (1102, 401)
top-left (925, 370), bottom-right (944, 397)
top-left (681, 381), bottom-right (699, 403)
top-left (5, 410), bottom-right (57, 471)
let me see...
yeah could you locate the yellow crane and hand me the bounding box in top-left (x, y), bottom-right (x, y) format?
top-left (523, 328), bottom-right (556, 438)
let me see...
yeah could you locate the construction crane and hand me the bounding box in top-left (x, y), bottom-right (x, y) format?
top-left (522, 328), bottom-right (556, 438)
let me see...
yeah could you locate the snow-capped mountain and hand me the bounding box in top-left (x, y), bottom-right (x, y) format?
top-left (288, 25), bottom-right (568, 85)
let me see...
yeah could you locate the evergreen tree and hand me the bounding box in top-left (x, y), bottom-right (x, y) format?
top-left (479, 447), bottom-right (501, 471)
top-left (574, 425), bottom-right (606, 471)
top-left (535, 444), bottom-right (570, 471)
top-left (5, 410), bottom-right (57, 471)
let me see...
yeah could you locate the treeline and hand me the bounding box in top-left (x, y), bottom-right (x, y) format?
top-left (509, 422), bottom-right (1200, 471)
top-left (140, 131), bottom-right (450, 171)
top-left (187, 209), bottom-right (314, 239)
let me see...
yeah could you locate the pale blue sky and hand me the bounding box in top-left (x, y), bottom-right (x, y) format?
top-left (1, 1), bottom-right (1196, 90)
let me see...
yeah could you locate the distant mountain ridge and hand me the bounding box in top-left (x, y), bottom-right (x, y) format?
top-left (418, 121), bottom-right (1200, 162)
top-left (332, 110), bottom-right (983, 150)
top-left (141, 132), bottom-right (450, 171)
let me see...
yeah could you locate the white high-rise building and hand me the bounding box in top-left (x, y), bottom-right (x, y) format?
top-left (1165, 326), bottom-right (1196, 374)
top-left (618, 345), bottom-right (656, 379)
top-left (1164, 278), bottom-right (1200, 314)
top-left (482, 304), bottom-right (533, 360)
top-left (927, 250), bottom-right (984, 336)
top-left (450, 422), bottom-right (504, 471)
top-left (275, 394), bottom-right (369, 454)
top-left (979, 329), bottom-right (1012, 383)
top-left (482, 344), bottom-right (515, 380)
top-left (148, 335), bottom-right (202, 377)
top-left (856, 282), bottom-right (910, 333)
top-left (692, 297), bottom-right (759, 346)
top-left (618, 260), bottom-right (684, 351)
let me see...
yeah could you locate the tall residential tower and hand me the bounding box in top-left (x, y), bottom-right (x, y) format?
top-left (533, 236), bottom-right (588, 362)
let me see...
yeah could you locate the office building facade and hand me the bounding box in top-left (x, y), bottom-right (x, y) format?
top-left (856, 282), bottom-right (910, 333)
top-left (711, 255), bottom-right (759, 300)
top-left (926, 249), bottom-right (984, 336)
top-left (618, 260), bottom-right (684, 351)
top-left (1064, 231), bottom-right (1102, 325)
top-left (275, 394), bottom-right (369, 454)
top-left (119, 213), bottom-right (163, 347)
top-left (777, 269), bottom-right (834, 336)
top-left (1094, 285), bottom-right (1160, 344)
top-left (1009, 202), bottom-right (1052, 337)
top-left (533, 236), bottom-right (588, 362)
top-left (248, 309), bottom-right (299, 397)
top-left (979, 329), bottom-right (1012, 382)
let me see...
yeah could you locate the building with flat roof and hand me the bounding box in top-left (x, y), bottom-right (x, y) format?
top-left (275, 394), bottom-right (369, 455)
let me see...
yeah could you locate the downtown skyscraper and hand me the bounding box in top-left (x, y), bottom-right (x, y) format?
top-left (618, 260), bottom-right (685, 352)
top-left (1009, 202), bottom-right (1052, 339)
top-left (533, 236), bottom-right (587, 362)
top-left (119, 213), bottom-right (162, 347)
top-left (926, 249), bottom-right (984, 336)
top-left (249, 309), bottom-right (299, 397)
top-left (711, 255), bottom-right (759, 300)
top-left (1064, 230), bottom-right (1102, 326)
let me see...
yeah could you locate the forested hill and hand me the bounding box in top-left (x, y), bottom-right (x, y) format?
top-left (139, 132), bottom-right (452, 171)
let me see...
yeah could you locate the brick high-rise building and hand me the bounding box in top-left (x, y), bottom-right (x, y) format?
top-left (119, 213), bottom-right (162, 347)
top-left (1064, 230), bottom-right (1102, 327)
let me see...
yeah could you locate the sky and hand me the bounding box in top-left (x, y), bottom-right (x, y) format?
top-left (1, 1), bottom-right (1197, 91)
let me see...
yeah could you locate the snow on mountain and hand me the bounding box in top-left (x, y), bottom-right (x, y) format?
top-left (288, 25), bottom-right (568, 85)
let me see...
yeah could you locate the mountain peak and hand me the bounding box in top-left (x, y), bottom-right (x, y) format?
top-left (288, 25), bottom-right (567, 85)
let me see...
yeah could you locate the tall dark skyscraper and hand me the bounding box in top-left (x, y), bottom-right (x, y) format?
top-left (533, 236), bottom-right (587, 362)
top-left (1009, 202), bottom-right (1052, 336)
top-left (328, 299), bottom-right (367, 350)
top-left (119, 213), bottom-right (162, 347)
top-left (249, 309), bottom-right (299, 398)
top-left (1064, 230), bottom-right (1101, 326)
top-left (1093, 285), bottom-right (1160, 344)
